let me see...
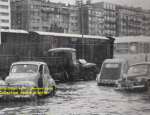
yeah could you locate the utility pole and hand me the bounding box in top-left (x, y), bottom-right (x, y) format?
top-left (81, 0), bottom-right (84, 59)
top-left (76, 0), bottom-right (85, 58)
top-left (0, 19), bottom-right (1, 45)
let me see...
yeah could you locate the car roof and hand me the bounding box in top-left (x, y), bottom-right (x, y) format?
top-left (103, 58), bottom-right (128, 64)
top-left (48, 48), bottom-right (76, 52)
top-left (11, 61), bottom-right (47, 66)
top-left (130, 62), bottom-right (150, 66)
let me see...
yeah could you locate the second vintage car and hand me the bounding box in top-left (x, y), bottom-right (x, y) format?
top-left (96, 58), bottom-right (128, 86)
top-left (4, 61), bottom-right (56, 99)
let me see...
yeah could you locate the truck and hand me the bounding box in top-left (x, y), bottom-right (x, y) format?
top-left (47, 48), bottom-right (98, 82)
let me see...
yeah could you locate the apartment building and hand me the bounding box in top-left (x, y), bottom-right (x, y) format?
top-left (116, 5), bottom-right (144, 36)
top-left (76, 1), bottom-right (104, 36)
top-left (87, 6), bottom-right (104, 35)
top-left (92, 2), bottom-right (117, 36)
top-left (0, 0), bottom-right (11, 29)
top-left (68, 5), bottom-right (80, 34)
top-left (11, 0), bottom-right (69, 33)
top-left (11, 0), bottom-right (150, 36)
top-left (143, 10), bottom-right (150, 36)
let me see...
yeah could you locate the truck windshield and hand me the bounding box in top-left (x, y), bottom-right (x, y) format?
top-left (11, 64), bottom-right (38, 73)
top-left (48, 51), bottom-right (71, 65)
top-left (101, 63), bottom-right (121, 80)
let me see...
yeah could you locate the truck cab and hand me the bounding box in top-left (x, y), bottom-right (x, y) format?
top-left (48, 48), bottom-right (97, 82)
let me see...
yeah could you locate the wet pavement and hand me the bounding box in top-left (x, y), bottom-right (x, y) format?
top-left (0, 81), bottom-right (150, 115)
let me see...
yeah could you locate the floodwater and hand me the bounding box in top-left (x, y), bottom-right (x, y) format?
top-left (0, 81), bottom-right (150, 115)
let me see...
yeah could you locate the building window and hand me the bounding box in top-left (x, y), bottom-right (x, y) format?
top-left (32, 26), bottom-right (39, 30)
top-left (1, 26), bottom-right (9, 29)
top-left (0, 5), bottom-right (8, 9)
top-left (0, 0), bottom-right (8, 2)
top-left (1, 19), bottom-right (9, 23)
top-left (0, 12), bottom-right (9, 16)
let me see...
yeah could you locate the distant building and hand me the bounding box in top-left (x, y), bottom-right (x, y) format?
top-left (92, 2), bottom-right (117, 36)
top-left (77, 2), bottom-right (117, 36)
top-left (0, 0), bottom-right (11, 29)
top-left (10, 0), bottom-right (150, 36)
top-left (116, 5), bottom-right (144, 36)
top-left (143, 10), bottom-right (150, 36)
top-left (87, 6), bottom-right (104, 35)
top-left (11, 0), bottom-right (69, 33)
top-left (68, 5), bottom-right (80, 34)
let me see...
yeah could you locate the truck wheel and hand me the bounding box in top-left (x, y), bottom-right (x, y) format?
top-left (85, 71), bottom-right (94, 80)
top-left (64, 71), bottom-right (69, 81)
top-left (144, 81), bottom-right (149, 91)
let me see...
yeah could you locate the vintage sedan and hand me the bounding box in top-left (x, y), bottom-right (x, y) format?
top-left (4, 61), bottom-right (56, 99)
top-left (116, 62), bottom-right (150, 91)
top-left (96, 58), bottom-right (128, 86)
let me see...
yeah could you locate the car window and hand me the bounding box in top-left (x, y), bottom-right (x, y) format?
top-left (11, 64), bottom-right (38, 73)
top-left (105, 63), bottom-right (120, 68)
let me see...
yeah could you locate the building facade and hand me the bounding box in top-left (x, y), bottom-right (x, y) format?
top-left (11, 0), bottom-right (150, 36)
top-left (68, 5), bottom-right (80, 34)
top-left (11, 0), bottom-right (69, 33)
top-left (116, 5), bottom-right (144, 36)
top-left (92, 2), bottom-right (117, 36)
top-left (143, 10), bottom-right (150, 36)
top-left (0, 0), bottom-right (11, 29)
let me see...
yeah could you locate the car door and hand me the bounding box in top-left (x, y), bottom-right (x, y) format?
top-left (38, 64), bottom-right (44, 88)
top-left (43, 64), bottom-right (50, 88)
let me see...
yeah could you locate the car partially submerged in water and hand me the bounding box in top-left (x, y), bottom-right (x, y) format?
top-left (116, 62), bottom-right (150, 92)
top-left (1, 61), bottom-right (56, 99)
top-left (96, 58), bottom-right (128, 86)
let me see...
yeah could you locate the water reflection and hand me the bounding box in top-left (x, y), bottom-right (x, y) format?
top-left (0, 81), bottom-right (150, 115)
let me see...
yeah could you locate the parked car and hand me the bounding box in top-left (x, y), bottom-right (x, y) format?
top-left (4, 61), bottom-right (56, 99)
top-left (96, 58), bottom-right (128, 86)
top-left (116, 62), bottom-right (150, 91)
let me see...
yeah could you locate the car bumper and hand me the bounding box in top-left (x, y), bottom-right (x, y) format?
top-left (116, 81), bottom-right (147, 92)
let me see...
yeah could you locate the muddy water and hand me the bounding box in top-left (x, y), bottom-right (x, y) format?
top-left (0, 81), bottom-right (150, 115)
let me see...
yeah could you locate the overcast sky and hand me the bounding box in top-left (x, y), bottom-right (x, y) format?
top-left (50, 0), bottom-right (150, 10)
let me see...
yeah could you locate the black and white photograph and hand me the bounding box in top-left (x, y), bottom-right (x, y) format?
top-left (0, 0), bottom-right (150, 115)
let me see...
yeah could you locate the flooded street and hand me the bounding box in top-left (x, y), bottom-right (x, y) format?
top-left (0, 81), bottom-right (150, 115)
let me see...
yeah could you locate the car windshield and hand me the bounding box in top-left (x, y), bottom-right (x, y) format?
top-left (128, 64), bottom-right (148, 76)
top-left (101, 63), bottom-right (121, 80)
top-left (11, 64), bottom-right (38, 73)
